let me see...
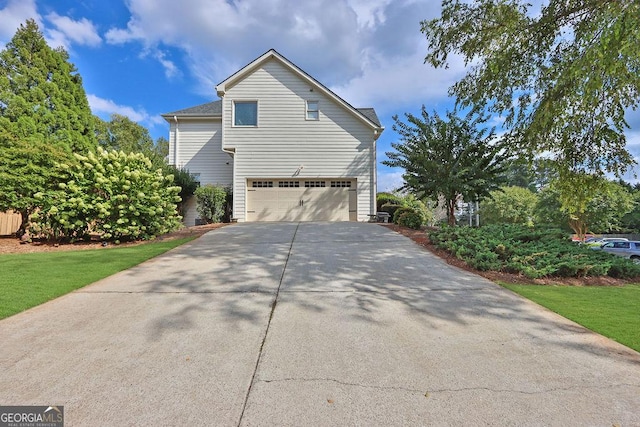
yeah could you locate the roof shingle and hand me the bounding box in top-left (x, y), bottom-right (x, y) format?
top-left (162, 100), bottom-right (222, 117)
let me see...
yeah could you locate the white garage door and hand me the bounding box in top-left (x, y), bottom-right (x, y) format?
top-left (246, 179), bottom-right (356, 222)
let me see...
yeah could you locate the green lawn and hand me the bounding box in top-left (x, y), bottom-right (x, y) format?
top-left (0, 237), bottom-right (194, 319)
top-left (501, 283), bottom-right (640, 352)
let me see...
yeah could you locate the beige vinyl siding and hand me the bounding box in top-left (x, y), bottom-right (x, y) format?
top-left (168, 118), bottom-right (233, 225)
top-left (222, 60), bottom-right (375, 222)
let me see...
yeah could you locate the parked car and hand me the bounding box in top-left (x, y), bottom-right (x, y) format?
top-left (595, 240), bottom-right (640, 263)
top-left (583, 237), bottom-right (628, 247)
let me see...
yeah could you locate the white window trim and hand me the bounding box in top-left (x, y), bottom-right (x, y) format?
top-left (232, 100), bottom-right (259, 127)
top-left (305, 100), bottom-right (319, 121)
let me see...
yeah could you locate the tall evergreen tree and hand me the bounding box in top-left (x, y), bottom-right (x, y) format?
top-left (0, 19), bottom-right (96, 235)
top-left (0, 19), bottom-right (95, 153)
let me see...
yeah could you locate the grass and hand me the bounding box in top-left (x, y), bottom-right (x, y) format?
top-left (501, 283), bottom-right (640, 352)
top-left (0, 237), bottom-right (195, 320)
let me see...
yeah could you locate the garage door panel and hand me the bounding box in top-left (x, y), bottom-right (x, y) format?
top-left (301, 188), bottom-right (349, 221)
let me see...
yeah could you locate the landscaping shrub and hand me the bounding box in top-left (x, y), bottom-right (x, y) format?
top-left (428, 224), bottom-right (640, 279)
top-left (380, 203), bottom-right (402, 219)
top-left (393, 206), bottom-right (415, 224)
top-left (401, 194), bottom-right (434, 226)
top-left (31, 149), bottom-right (182, 241)
top-left (195, 184), bottom-right (230, 223)
top-left (397, 211), bottom-right (422, 229)
top-left (607, 258), bottom-right (640, 278)
top-left (377, 192), bottom-right (403, 211)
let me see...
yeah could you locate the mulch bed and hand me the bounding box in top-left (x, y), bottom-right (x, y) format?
top-left (381, 224), bottom-right (630, 287)
top-left (0, 223), bottom-right (226, 255)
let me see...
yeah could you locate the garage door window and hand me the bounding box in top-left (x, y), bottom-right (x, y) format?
top-left (252, 181), bottom-right (273, 188)
top-left (278, 181), bottom-right (300, 188)
top-left (331, 181), bottom-right (351, 188)
top-left (305, 181), bottom-right (326, 188)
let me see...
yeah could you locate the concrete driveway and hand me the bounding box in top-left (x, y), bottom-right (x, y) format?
top-left (1, 222), bottom-right (639, 426)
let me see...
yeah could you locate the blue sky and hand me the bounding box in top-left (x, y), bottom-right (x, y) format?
top-left (1, 0), bottom-right (639, 189)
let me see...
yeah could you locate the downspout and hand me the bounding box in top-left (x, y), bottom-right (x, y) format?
top-left (173, 115), bottom-right (179, 166)
top-left (372, 130), bottom-right (378, 218)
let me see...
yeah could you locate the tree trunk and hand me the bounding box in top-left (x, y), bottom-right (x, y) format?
top-left (447, 199), bottom-right (456, 226)
top-left (568, 216), bottom-right (588, 242)
top-left (16, 208), bottom-right (30, 238)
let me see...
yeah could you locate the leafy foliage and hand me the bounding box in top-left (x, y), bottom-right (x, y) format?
top-left (0, 132), bottom-right (70, 236)
top-left (429, 224), bottom-right (640, 279)
top-left (95, 114), bottom-right (166, 167)
top-left (376, 192), bottom-right (403, 211)
top-left (31, 149), bottom-right (182, 241)
top-left (194, 184), bottom-right (230, 224)
top-left (422, 1), bottom-right (640, 174)
top-left (481, 186), bottom-right (539, 226)
top-left (396, 210), bottom-right (423, 229)
top-left (549, 173), bottom-right (634, 239)
top-left (0, 19), bottom-right (95, 154)
top-left (0, 19), bottom-right (96, 235)
top-left (400, 194), bottom-right (434, 226)
top-left (162, 165), bottom-right (199, 217)
top-left (383, 107), bottom-right (510, 225)
top-left (620, 191), bottom-right (640, 232)
top-left (501, 158), bottom-right (558, 192)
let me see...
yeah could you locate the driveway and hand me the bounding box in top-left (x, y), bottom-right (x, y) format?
top-left (1, 222), bottom-right (639, 426)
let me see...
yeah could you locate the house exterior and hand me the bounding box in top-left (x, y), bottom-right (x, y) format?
top-left (162, 49), bottom-right (383, 224)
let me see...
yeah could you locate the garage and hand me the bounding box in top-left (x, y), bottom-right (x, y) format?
top-left (246, 179), bottom-right (356, 222)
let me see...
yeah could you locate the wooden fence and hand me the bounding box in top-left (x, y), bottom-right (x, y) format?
top-left (0, 211), bottom-right (21, 235)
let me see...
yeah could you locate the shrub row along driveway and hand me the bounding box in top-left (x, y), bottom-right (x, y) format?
top-left (1, 222), bottom-right (639, 425)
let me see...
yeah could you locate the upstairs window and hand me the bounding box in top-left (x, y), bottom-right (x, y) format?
top-left (306, 100), bottom-right (319, 120)
top-left (234, 101), bottom-right (258, 126)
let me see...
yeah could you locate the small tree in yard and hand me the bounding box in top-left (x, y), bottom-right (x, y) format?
top-left (32, 149), bottom-right (182, 241)
top-left (546, 172), bottom-right (634, 240)
top-left (195, 185), bottom-right (229, 223)
top-left (481, 186), bottom-right (539, 226)
top-left (384, 107), bottom-right (510, 225)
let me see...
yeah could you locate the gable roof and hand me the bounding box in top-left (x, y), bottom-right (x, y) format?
top-left (216, 49), bottom-right (383, 131)
top-left (161, 100), bottom-right (222, 119)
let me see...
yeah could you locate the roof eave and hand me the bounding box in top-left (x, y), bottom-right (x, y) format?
top-left (161, 114), bottom-right (222, 122)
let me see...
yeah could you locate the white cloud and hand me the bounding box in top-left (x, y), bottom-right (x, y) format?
top-left (377, 170), bottom-right (405, 192)
top-left (346, 0), bottom-right (395, 29)
top-left (0, 1), bottom-right (102, 51)
top-left (331, 47), bottom-right (467, 112)
top-left (138, 47), bottom-right (180, 79)
top-left (45, 12), bottom-right (101, 49)
top-left (87, 94), bottom-right (164, 127)
top-left (0, 0), bottom-right (41, 42)
top-left (105, 0), bottom-right (443, 97)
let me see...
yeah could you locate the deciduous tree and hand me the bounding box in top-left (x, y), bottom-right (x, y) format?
top-left (422, 0), bottom-right (640, 175)
top-left (96, 114), bottom-right (166, 167)
top-left (384, 107), bottom-right (510, 225)
top-left (538, 174), bottom-right (635, 239)
top-left (481, 186), bottom-right (539, 226)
